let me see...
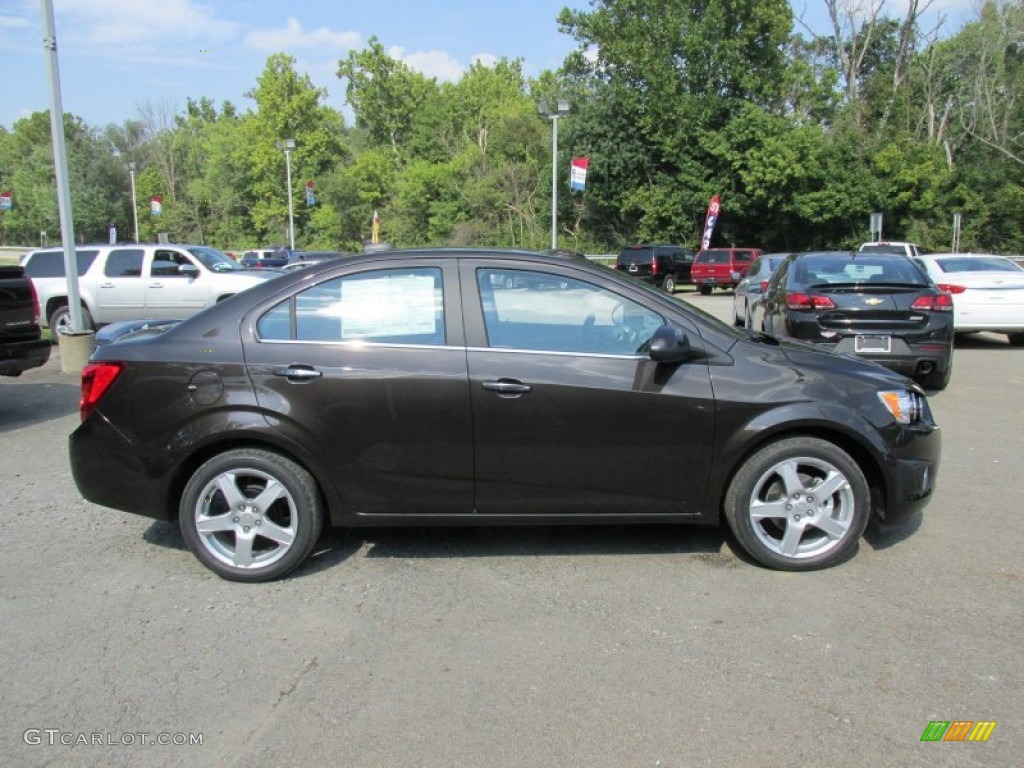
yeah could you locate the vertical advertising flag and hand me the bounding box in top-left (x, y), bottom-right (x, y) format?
top-left (371, 209), bottom-right (380, 244)
top-left (570, 156), bottom-right (589, 191)
top-left (0, 191), bottom-right (11, 211)
top-left (701, 195), bottom-right (721, 250)
top-left (306, 180), bottom-right (316, 206)
top-left (151, 196), bottom-right (163, 216)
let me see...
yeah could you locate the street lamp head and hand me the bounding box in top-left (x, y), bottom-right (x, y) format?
top-left (127, 161), bottom-right (137, 172)
top-left (556, 99), bottom-right (570, 114)
top-left (277, 138), bottom-right (297, 151)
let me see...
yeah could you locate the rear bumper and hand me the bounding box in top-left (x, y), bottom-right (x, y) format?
top-left (0, 338), bottom-right (51, 377)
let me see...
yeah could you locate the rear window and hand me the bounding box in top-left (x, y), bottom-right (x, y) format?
top-left (793, 256), bottom-right (928, 286)
top-left (616, 247), bottom-right (654, 266)
top-left (696, 251), bottom-right (730, 264)
top-left (24, 249), bottom-right (98, 278)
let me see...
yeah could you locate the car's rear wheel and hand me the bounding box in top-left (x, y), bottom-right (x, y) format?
top-left (1007, 332), bottom-right (1024, 347)
top-left (662, 275), bottom-right (676, 293)
top-left (49, 304), bottom-right (94, 338)
top-left (723, 438), bottom-right (869, 571)
top-left (698, 285), bottom-right (712, 296)
top-left (179, 449), bottom-right (324, 582)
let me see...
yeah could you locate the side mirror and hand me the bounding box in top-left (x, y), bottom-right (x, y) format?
top-left (178, 263), bottom-right (200, 277)
top-left (648, 324), bottom-right (691, 363)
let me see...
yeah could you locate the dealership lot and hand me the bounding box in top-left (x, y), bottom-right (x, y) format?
top-left (1, 291), bottom-right (1021, 767)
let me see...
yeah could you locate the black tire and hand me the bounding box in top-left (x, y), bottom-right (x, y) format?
top-left (1007, 332), bottom-right (1024, 347)
top-left (723, 437), bottom-right (870, 571)
top-left (179, 449), bottom-right (324, 582)
top-left (917, 358), bottom-right (953, 391)
top-left (698, 285), bottom-right (712, 296)
top-left (662, 275), bottom-right (676, 294)
top-left (49, 304), bottom-right (94, 338)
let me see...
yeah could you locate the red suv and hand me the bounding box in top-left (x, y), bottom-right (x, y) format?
top-left (691, 248), bottom-right (762, 295)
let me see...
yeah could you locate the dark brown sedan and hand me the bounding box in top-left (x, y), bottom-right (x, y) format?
top-left (71, 248), bottom-right (941, 581)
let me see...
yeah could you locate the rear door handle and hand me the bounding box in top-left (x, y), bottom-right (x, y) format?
top-left (273, 365), bottom-right (323, 382)
top-left (482, 379), bottom-right (532, 395)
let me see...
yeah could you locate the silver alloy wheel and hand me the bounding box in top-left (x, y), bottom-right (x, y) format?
top-left (746, 456), bottom-right (855, 560)
top-left (192, 467), bottom-right (298, 571)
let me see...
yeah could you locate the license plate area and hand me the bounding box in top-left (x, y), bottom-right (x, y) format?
top-left (855, 335), bottom-right (891, 353)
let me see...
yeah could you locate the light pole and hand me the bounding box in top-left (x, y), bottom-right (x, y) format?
top-left (538, 100), bottom-right (570, 250)
top-left (127, 161), bottom-right (139, 243)
top-left (277, 139), bottom-right (296, 250)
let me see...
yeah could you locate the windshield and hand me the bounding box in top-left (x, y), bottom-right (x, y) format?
top-left (187, 246), bottom-right (244, 272)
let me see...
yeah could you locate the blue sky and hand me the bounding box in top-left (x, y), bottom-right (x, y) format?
top-left (0, 0), bottom-right (977, 130)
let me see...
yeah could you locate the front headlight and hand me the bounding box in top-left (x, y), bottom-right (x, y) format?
top-left (877, 390), bottom-right (923, 425)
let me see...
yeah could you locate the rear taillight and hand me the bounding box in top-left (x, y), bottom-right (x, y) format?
top-left (80, 362), bottom-right (124, 422)
top-left (27, 277), bottom-right (41, 326)
top-left (936, 283), bottom-right (966, 294)
top-left (911, 294), bottom-right (954, 311)
top-left (786, 292), bottom-right (836, 310)
top-left (651, 258), bottom-right (659, 275)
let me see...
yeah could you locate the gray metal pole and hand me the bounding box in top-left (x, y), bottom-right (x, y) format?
top-left (550, 114), bottom-right (559, 250)
top-left (40, 0), bottom-right (84, 332)
top-left (129, 165), bottom-right (139, 243)
top-left (285, 149), bottom-right (295, 251)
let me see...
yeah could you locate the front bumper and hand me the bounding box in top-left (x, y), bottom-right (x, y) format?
top-left (878, 424), bottom-right (942, 524)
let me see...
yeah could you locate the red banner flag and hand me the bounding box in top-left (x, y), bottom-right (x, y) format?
top-left (701, 195), bottom-right (720, 249)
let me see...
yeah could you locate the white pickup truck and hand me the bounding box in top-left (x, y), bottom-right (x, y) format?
top-left (21, 243), bottom-right (278, 333)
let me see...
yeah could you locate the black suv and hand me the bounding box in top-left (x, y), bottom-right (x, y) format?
top-left (615, 244), bottom-right (694, 293)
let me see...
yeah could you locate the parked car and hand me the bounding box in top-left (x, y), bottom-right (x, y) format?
top-left (751, 250), bottom-right (954, 390)
top-left (615, 244), bottom-right (694, 293)
top-left (22, 244), bottom-right (277, 333)
top-left (859, 241), bottom-right (922, 259)
top-left (691, 247), bottom-right (762, 295)
top-left (732, 253), bottom-right (788, 327)
top-left (0, 265), bottom-right (50, 376)
top-left (240, 248), bottom-right (291, 268)
top-left (913, 253), bottom-right (1024, 344)
top-left (70, 247), bottom-right (940, 581)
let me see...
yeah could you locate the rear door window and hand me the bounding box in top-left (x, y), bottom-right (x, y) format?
top-left (24, 249), bottom-right (98, 278)
top-left (104, 249), bottom-right (144, 278)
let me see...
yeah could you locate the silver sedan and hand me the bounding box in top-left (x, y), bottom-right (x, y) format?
top-left (732, 253), bottom-right (788, 327)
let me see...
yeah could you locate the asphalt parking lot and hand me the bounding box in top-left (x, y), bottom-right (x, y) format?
top-left (1, 291), bottom-right (1021, 767)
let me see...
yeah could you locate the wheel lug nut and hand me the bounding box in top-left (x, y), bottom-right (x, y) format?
top-left (232, 516), bottom-right (239, 523)
top-left (806, 496), bottom-right (814, 503)
top-left (255, 519), bottom-right (262, 526)
top-left (786, 504), bottom-right (792, 511)
top-left (243, 526), bottom-right (250, 532)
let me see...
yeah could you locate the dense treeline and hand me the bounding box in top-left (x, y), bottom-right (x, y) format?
top-left (1, 0), bottom-right (1023, 254)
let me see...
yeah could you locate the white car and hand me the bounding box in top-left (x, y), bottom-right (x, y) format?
top-left (915, 253), bottom-right (1024, 344)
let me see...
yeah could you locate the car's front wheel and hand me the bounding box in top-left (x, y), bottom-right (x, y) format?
top-left (179, 449), bottom-right (324, 582)
top-left (723, 438), bottom-right (870, 570)
top-left (698, 285), bottom-right (712, 296)
top-left (1007, 332), bottom-right (1024, 347)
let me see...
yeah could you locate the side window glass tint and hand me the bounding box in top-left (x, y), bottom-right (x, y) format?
top-left (477, 269), bottom-right (663, 355)
top-left (258, 267), bottom-right (444, 345)
top-left (150, 250), bottom-right (191, 277)
top-left (105, 249), bottom-right (144, 277)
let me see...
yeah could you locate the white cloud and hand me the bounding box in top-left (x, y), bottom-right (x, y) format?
top-left (387, 45), bottom-right (465, 82)
top-left (245, 18), bottom-right (362, 52)
top-left (0, 15), bottom-right (30, 29)
top-left (55, 0), bottom-right (238, 44)
top-left (471, 53), bottom-right (498, 68)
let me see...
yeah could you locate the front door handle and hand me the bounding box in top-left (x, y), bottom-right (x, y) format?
top-left (273, 365), bottom-right (323, 382)
top-left (482, 379), bottom-right (532, 395)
